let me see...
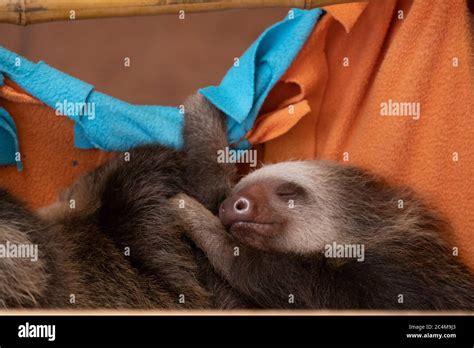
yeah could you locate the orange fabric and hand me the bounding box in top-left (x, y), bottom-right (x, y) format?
top-left (252, 0), bottom-right (474, 268)
top-left (0, 0), bottom-right (472, 270)
top-left (246, 99), bottom-right (311, 144)
top-left (0, 80), bottom-right (113, 208)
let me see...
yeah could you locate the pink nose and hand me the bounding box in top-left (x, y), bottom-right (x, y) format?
top-left (219, 195), bottom-right (255, 227)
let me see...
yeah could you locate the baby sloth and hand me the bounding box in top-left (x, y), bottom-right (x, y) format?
top-left (0, 92), bottom-right (472, 310)
top-left (172, 161), bottom-right (474, 310)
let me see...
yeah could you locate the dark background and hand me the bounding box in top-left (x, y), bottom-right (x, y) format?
top-left (1, 315), bottom-right (472, 345)
top-left (0, 9), bottom-right (287, 106)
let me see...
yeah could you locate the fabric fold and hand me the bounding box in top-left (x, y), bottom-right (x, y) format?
top-left (201, 8), bottom-right (323, 147)
top-left (0, 8), bottom-right (323, 166)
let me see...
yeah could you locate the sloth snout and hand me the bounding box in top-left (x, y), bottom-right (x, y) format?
top-left (219, 195), bottom-right (255, 227)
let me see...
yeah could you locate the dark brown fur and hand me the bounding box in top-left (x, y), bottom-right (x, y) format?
top-left (0, 93), bottom-right (473, 309)
top-left (0, 94), bottom-right (239, 308)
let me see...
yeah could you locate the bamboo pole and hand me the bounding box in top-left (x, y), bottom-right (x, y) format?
top-left (0, 0), bottom-right (364, 26)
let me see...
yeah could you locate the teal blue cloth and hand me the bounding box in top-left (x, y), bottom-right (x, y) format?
top-left (201, 9), bottom-right (323, 148)
top-left (0, 106), bottom-right (21, 170)
top-left (0, 48), bottom-right (184, 154)
top-left (0, 8), bottom-right (322, 169)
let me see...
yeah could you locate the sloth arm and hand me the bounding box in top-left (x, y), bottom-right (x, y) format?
top-left (182, 93), bottom-right (235, 213)
top-left (171, 193), bottom-right (235, 279)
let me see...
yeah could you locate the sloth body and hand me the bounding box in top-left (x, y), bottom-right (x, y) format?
top-left (0, 94), bottom-right (236, 309)
top-left (0, 94), bottom-right (473, 309)
top-left (174, 162), bottom-right (474, 309)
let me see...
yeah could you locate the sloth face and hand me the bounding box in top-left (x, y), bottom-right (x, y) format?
top-left (219, 161), bottom-right (357, 254)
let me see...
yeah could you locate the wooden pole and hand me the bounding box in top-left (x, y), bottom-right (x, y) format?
top-left (0, 0), bottom-right (364, 26)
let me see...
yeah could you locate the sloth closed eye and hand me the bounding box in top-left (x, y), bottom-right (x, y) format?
top-left (275, 182), bottom-right (306, 200)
